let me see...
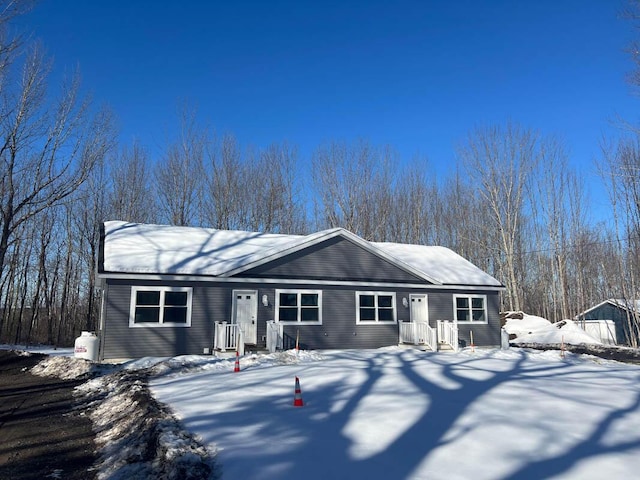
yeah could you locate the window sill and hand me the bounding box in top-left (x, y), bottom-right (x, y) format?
top-left (275, 321), bottom-right (322, 325)
top-left (356, 321), bottom-right (398, 325)
top-left (129, 323), bottom-right (191, 328)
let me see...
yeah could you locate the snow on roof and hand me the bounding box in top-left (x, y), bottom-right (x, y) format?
top-left (373, 242), bottom-right (503, 287)
top-left (101, 221), bottom-right (502, 286)
top-left (609, 299), bottom-right (640, 312)
top-left (577, 298), bottom-right (640, 317)
top-left (102, 221), bottom-right (303, 276)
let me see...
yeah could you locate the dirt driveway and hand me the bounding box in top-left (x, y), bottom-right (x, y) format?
top-left (0, 350), bottom-right (96, 480)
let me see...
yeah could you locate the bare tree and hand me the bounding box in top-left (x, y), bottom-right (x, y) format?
top-left (311, 140), bottom-right (397, 240)
top-left (458, 123), bottom-right (540, 312)
top-left (246, 142), bottom-right (307, 234)
top-left (527, 138), bottom-right (575, 320)
top-left (0, 43), bottom-right (113, 337)
top-left (0, 0), bottom-right (33, 95)
top-left (109, 141), bottom-right (156, 223)
top-left (155, 106), bottom-right (205, 226)
top-left (201, 133), bottom-right (249, 230)
top-left (598, 136), bottom-right (640, 345)
top-left (387, 159), bottom-right (434, 245)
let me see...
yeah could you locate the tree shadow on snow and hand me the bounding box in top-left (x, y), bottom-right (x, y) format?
top-left (175, 350), bottom-right (640, 479)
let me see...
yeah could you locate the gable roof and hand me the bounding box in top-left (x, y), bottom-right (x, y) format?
top-left (100, 221), bottom-right (503, 287)
top-left (577, 298), bottom-right (640, 317)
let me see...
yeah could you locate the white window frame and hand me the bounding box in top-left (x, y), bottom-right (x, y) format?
top-left (129, 286), bottom-right (193, 328)
top-left (275, 289), bottom-right (322, 325)
top-left (453, 294), bottom-right (488, 324)
top-left (356, 291), bottom-right (397, 324)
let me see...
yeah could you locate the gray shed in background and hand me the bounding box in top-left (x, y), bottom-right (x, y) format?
top-left (576, 299), bottom-right (640, 346)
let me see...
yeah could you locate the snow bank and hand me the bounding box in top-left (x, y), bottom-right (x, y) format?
top-left (31, 355), bottom-right (98, 379)
top-left (78, 370), bottom-right (217, 480)
top-left (503, 312), bottom-right (552, 336)
top-left (511, 319), bottom-right (601, 345)
top-left (503, 312), bottom-right (601, 346)
top-left (137, 349), bottom-right (326, 377)
top-left (31, 354), bottom-right (218, 480)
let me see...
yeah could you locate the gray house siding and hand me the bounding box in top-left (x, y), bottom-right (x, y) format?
top-left (266, 286), bottom-right (403, 350)
top-left (102, 280), bottom-right (220, 359)
top-left (101, 280), bottom-right (403, 358)
top-left (100, 278), bottom-right (501, 359)
top-left (579, 303), bottom-right (631, 345)
top-left (240, 236), bottom-right (425, 283)
top-left (395, 288), bottom-right (501, 347)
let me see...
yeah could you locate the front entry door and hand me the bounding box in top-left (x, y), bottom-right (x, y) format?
top-left (233, 290), bottom-right (258, 344)
top-left (410, 294), bottom-right (428, 324)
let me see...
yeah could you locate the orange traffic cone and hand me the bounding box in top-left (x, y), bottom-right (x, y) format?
top-left (293, 376), bottom-right (304, 407)
top-left (234, 350), bottom-right (240, 372)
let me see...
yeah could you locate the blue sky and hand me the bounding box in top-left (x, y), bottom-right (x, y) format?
top-left (16, 1), bottom-right (638, 193)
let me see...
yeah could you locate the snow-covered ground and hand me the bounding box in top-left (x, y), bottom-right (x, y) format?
top-left (0, 344), bottom-right (74, 356)
top-left (150, 347), bottom-right (640, 480)
top-left (6, 315), bottom-right (640, 480)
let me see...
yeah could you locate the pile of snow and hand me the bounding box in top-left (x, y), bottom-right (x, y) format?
top-left (145, 349), bottom-right (325, 377)
top-left (512, 319), bottom-right (602, 345)
top-left (77, 370), bottom-right (217, 480)
top-left (504, 313), bottom-right (601, 345)
top-left (503, 312), bottom-right (552, 337)
top-left (31, 355), bottom-right (98, 380)
top-left (32, 355), bottom-right (218, 480)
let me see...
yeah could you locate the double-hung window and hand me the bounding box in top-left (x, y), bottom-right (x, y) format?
top-left (129, 286), bottom-right (192, 327)
top-left (276, 290), bottom-right (322, 324)
top-left (356, 292), bottom-right (396, 324)
top-left (453, 294), bottom-right (487, 323)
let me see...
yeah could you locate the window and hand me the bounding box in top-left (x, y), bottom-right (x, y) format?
top-left (275, 290), bottom-right (322, 324)
top-left (453, 294), bottom-right (487, 323)
top-left (356, 292), bottom-right (396, 323)
top-left (129, 286), bottom-right (192, 327)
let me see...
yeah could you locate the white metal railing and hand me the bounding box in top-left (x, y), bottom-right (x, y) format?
top-left (214, 322), bottom-right (245, 354)
top-left (436, 320), bottom-right (458, 352)
top-left (266, 321), bottom-right (284, 353)
top-left (399, 321), bottom-right (437, 351)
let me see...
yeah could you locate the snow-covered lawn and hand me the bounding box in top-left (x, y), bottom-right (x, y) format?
top-left (150, 347), bottom-right (640, 480)
top-left (7, 317), bottom-right (640, 480)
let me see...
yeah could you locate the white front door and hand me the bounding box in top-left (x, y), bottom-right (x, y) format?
top-left (410, 294), bottom-right (429, 324)
top-left (233, 290), bottom-right (258, 344)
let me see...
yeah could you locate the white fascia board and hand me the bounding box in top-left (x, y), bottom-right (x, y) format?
top-left (219, 227), bottom-right (443, 285)
top-left (96, 272), bottom-right (504, 291)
